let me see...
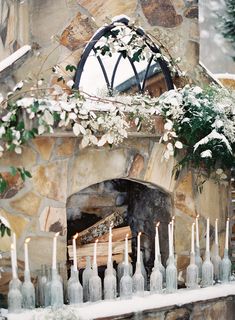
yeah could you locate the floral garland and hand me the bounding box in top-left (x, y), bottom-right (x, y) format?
top-left (0, 82), bottom-right (234, 180)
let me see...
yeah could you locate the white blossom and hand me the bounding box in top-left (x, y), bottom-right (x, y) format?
top-left (175, 141), bottom-right (183, 149)
top-left (0, 126), bottom-right (6, 138)
top-left (67, 80), bottom-right (74, 88)
top-left (13, 80), bottom-right (24, 91)
top-left (200, 150), bottom-right (212, 158)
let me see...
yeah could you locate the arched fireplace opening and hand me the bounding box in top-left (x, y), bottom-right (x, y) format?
top-left (67, 179), bottom-right (172, 282)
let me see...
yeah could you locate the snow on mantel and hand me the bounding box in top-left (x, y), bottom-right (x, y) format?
top-left (0, 45), bottom-right (31, 73)
top-left (3, 283), bottom-right (235, 320)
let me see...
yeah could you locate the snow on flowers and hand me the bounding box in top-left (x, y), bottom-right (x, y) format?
top-left (0, 83), bottom-right (234, 177)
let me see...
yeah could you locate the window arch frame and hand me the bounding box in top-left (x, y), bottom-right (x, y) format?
top-left (73, 16), bottom-right (174, 94)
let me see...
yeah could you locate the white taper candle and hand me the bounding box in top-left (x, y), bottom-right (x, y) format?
top-left (108, 223), bottom-right (113, 263)
top-left (73, 233), bottom-right (78, 271)
top-left (225, 218), bottom-right (229, 250)
top-left (155, 222), bottom-right (160, 261)
top-left (191, 223), bottom-right (195, 254)
top-left (196, 215), bottom-right (200, 248)
top-left (171, 216), bottom-right (175, 253)
top-left (10, 244), bottom-right (17, 279)
top-left (137, 232), bottom-right (141, 264)
top-left (12, 232), bottom-right (17, 272)
top-left (52, 232), bottom-right (60, 270)
top-left (125, 234), bottom-right (129, 265)
top-left (168, 223), bottom-right (173, 256)
top-left (215, 219), bottom-right (218, 246)
top-left (24, 238), bottom-right (30, 272)
top-left (206, 218), bottom-right (210, 253)
top-left (93, 239), bottom-right (98, 266)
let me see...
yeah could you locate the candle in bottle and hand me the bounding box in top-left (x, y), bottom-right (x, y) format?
top-left (93, 239), bottom-right (98, 266)
top-left (191, 223), bottom-right (195, 254)
top-left (155, 222), bottom-right (160, 259)
top-left (52, 232), bottom-right (60, 270)
top-left (225, 218), bottom-right (229, 250)
top-left (73, 233), bottom-right (78, 271)
top-left (215, 219), bottom-right (218, 246)
top-left (12, 232), bottom-right (17, 271)
top-left (168, 222), bottom-right (173, 256)
top-left (108, 223), bottom-right (113, 263)
top-left (125, 234), bottom-right (129, 265)
top-left (137, 232), bottom-right (141, 264)
top-left (195, 215), bottom-right (200, 248)
top-left (206, 218), bottom-right (210, 253)
top-left (24, 238), bottom-right (31, 272)
top-left (10, 244), bottom-right (17, 279)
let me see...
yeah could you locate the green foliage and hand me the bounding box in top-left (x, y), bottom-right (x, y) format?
top-left (0, 167), bottom-right (32, 195)
top-left (0, 220), bottom-right (11, 237)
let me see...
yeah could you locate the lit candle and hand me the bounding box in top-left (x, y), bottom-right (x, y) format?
top-left (225, 218), bottom-right (229, 250)
top-left (52, 232), bottom-right (60, 270)
top-left (168, 223), bottom-right (173, 256)
top-left (206, 218), bottom-right (210, 253)
top-left (10, 244), bottom-right (17, 279)
top-left (108, 223), bottom-right (113, 263)
top-left (137, 232), bottom-right (141, 264)
top-left (24, 238), bottom-right (31, 272)
top-left (125, 234), bottom-right (129, 265)
top-left (73, 233), bottom-right (78, 271)
top-left (195, 215), bottom-right (200, 248)
top-left (171, 216), bottom-right (175, 253)
top-left (93, 239), bottom-right (98, 266)
top-left (215, 219), bottom-right (218, 246)
top-left (191, 223), bottom-right (195, 254)
top-left (12, 233), bottom-right (17, 272)
top-left (155, 222), bottom-right (160, 260)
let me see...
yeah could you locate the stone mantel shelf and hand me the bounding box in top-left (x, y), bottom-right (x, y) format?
top-left (4, 283), bottom-right (235, 320)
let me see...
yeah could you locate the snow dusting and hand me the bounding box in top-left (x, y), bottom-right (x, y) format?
top-left (3, 283), bottom-right (235, 320)
top-left (0, 45), bottom-right (31, 73)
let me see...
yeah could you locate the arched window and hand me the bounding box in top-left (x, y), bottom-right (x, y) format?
top-left (74, 16), bottom-right (174, 97)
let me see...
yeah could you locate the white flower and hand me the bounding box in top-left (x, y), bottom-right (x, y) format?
top-left (66, 80), bottom-right (74, 88)
top-left (81, 135), bottom-right (90, 148)
top-left (13, 80), bottom-right (24, 91)
top-left (164, 120), bottom-right (173, 131)
top-left (2, 112), bottom-right (12, 122)
top-left (0, 126), bottom-right (6, 138)
top-left (192, 86), bottom-right (203, 95)
top-left (167, 142), bottom-right (173, 151)
top-left (68, 112), bottom-right (77, 120)
top-left (200, 150), bottom-right (212, 158)
top-left (38, 125), bottom-right (45, 135)
top-left (216, 168), bottom-right (223, 175)
top-left (175, 141), bottom-right (183, 149)
top-left (43, 110), bottom-right (54, 126)
top-left (15, 146), bottom-right (22, 154)
top-left (213, 119), bottom-right (223, 129)
top-left (37, 79), bottom-right (43, 86)
top-left (221, 173), bottom-right (227, 179)
top-left (0, 145), bottom-right (4, 157)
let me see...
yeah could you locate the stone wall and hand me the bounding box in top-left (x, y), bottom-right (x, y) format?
top-left (0, 136), bottom-right (230, 274)
top-left (0, 0), bottom-right (204, 94)
top-left (95, 296), bottom-right (235, 320)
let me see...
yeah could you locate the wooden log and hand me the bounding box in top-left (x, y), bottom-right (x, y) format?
top-left (77, 254), bottom-right (126, 269)
top-left (76, 208), bottom-right (126, 245)
top-left (98, 226), bottom-right (131, 243)
top-left (68, 239), bottom-right (132, 260)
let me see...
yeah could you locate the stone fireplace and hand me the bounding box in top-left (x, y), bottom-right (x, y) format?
top-left (0, 0), bottom-right (232, 313)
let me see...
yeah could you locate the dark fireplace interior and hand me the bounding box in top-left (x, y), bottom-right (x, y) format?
top-left (67, 179), bottom-right (172, 279)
